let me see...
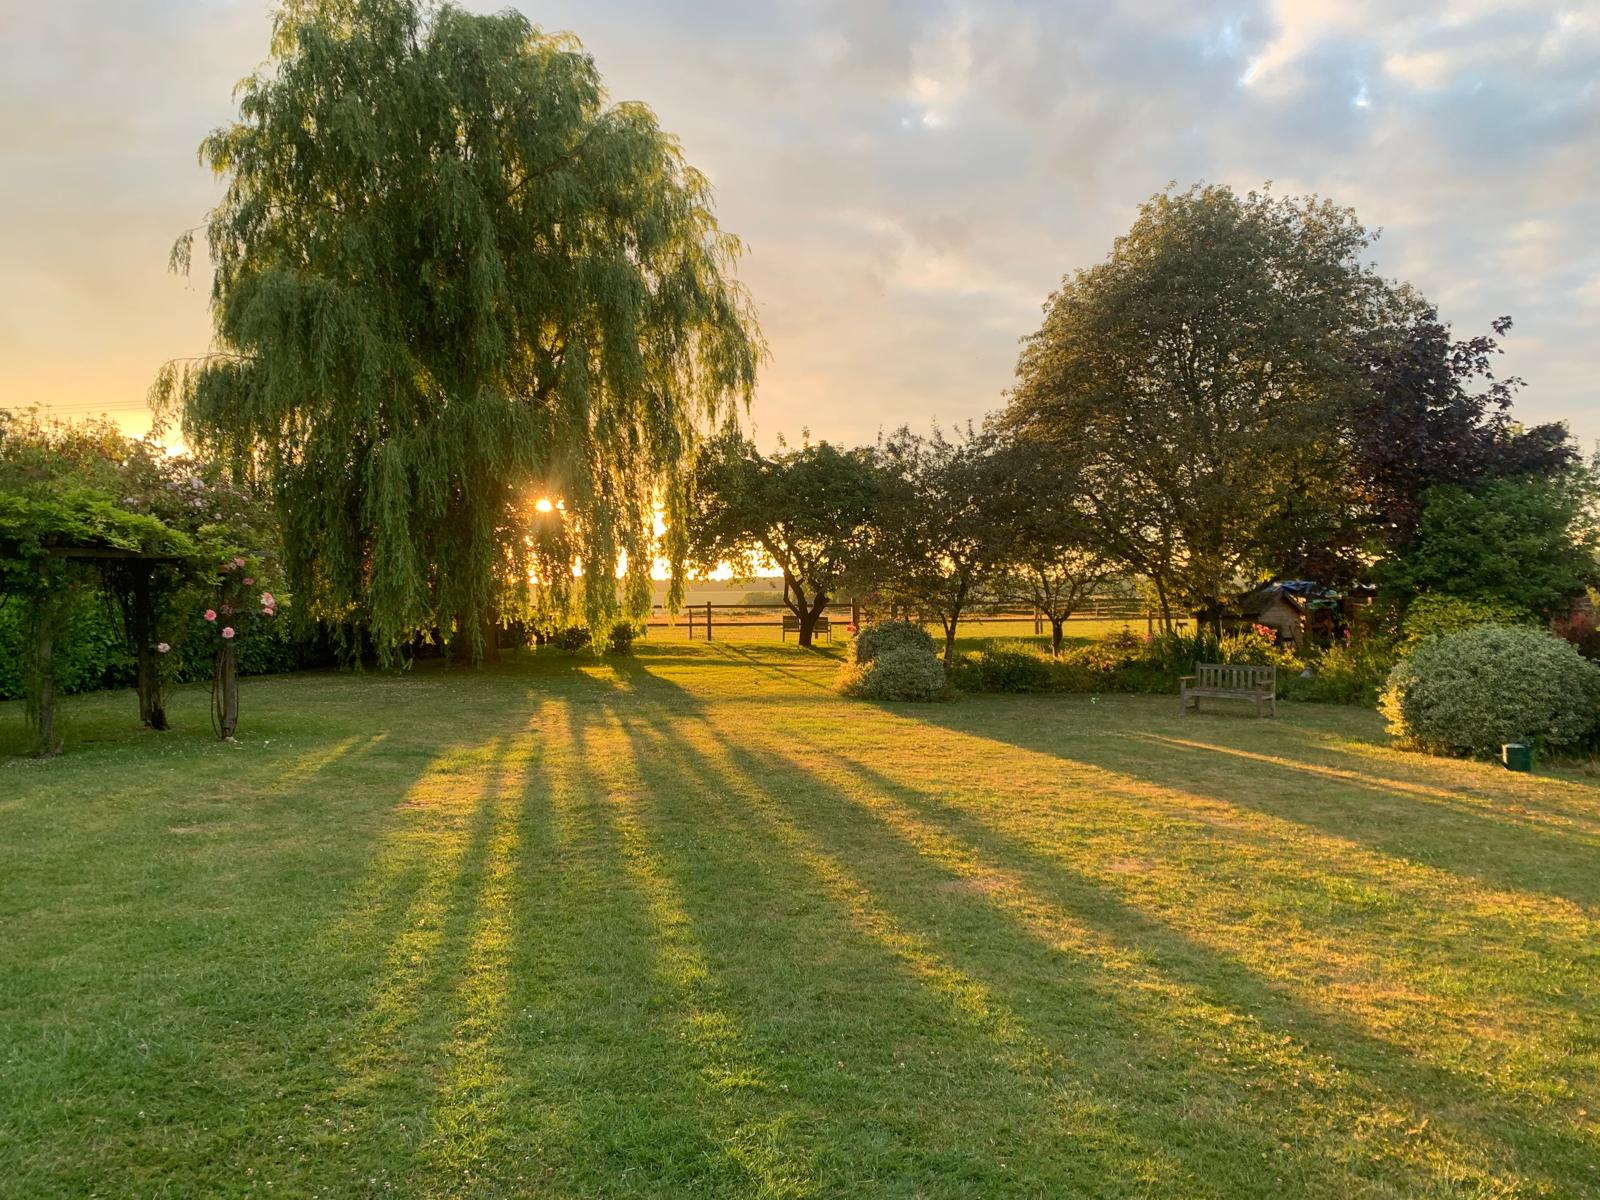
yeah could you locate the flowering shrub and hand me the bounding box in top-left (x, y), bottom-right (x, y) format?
top-left (1380, 624), bottom-right (1600, 758)
top-left (1216, 627), bottom-right (1300, 669)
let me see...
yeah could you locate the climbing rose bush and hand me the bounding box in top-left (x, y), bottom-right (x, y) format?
top-left (1380, 624), bottom-right (1600, 758)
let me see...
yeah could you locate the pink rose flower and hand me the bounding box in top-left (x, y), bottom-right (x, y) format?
top-left (204, 609), bottom-right (217, 622)
top-left (243, 578), bottom-right (254, 587)
top-left (261, 592), bottom-right (275, 608)
top-left (232, 556), bottom-right (246, 568)
top-left (156, 642), bottom-right (170, 654)
top-left (222, 627), bottom-right (235, 639)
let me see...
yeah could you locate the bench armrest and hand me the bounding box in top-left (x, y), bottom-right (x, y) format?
top-left (1178, 674), bottom-right (1196, 684)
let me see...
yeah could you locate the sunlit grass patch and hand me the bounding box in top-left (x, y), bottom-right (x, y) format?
top-left (3, 642), bottom-right (1599, 1197)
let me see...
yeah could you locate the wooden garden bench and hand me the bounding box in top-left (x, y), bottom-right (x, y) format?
top-left (1180, 663), bottom-right (1277, 717)
top-left (781, 614), bottom-right (831, 642)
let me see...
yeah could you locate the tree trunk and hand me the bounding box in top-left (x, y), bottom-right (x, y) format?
top-left (943, 619), bottom-right (958, 666)
top-left (480, 604), bottom-right (500, 666)
top-left (1153, 576), bottom-right (1173, 634)
top-left (796, 591), bottom-right (831, 648)
top-left (1051, 616), bottom-right (1065, 657)
top-left (215, 642), bottom-right (239, 740)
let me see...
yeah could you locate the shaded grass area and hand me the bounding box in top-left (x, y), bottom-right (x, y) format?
top-left (2, 643), bottom-right (1599, 1197)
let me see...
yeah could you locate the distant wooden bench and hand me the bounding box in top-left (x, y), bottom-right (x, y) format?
top-left (1180, 663), bottom-right (1276, 717)
top-left (781, 614), bottom-right (831, 642)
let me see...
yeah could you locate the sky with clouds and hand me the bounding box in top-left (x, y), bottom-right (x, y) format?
top-left (2, 0), bottom-right (1597, 449)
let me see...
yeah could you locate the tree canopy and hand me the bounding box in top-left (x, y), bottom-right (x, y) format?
top-left (873, 426), bottom-right (1005, 664)
top-left (157, 0), bottom-right (762, 660)
top-left (688, 430), bottom-right (880, 647)
top-left (1376, 475), bottom-right (1598, 619)
top-left (1350, 308), bottom-right (1575, 554)
top-left (1004, 183), bottom-right (1388, 625)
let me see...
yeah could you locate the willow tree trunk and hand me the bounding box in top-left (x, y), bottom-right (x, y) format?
top-left (215, 643), bottom-right (239, 739)
top-left (1050, 616), bottom-right (1066, 657)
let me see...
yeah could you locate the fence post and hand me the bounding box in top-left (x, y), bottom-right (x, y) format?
top-left (1034, 608), bottom-right (1043, 636)
top-left (851, 598), bottom-right (860, 629)
top-left (1147, 609), bottom-right (1154, 639)
top-left (706, 600), bottom-right (713, 642)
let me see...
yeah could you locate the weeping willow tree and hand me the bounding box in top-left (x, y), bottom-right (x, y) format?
top-left (155, 0), bottom-right (761, 660)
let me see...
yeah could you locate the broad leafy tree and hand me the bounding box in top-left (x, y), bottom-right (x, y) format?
top-left (1377, 475), bottom-right (1598, 618)
top-left (1004, 183), bottom-right (1387, 626)
top-left (985, 437), bottom-right (1111, 656)
top-left (873, 427), bottom-right (1006, 665)
top-left (688, 430), bottom-right (880, 648)
top-left (1352, 308), bottom-right (1574, 552)
top-left (157, 0), bottom-right (761, 661)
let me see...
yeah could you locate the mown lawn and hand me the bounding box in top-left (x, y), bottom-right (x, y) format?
top-left (3, 641), bottom-right (1599, 1198)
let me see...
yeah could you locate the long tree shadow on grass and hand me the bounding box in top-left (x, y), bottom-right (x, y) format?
top-left (598, 661), bottom-right (1599, 1198)
top-left (802, 746), bottom-right (1600, 1191)
top-left (903, 694), bottom-right (1600, 913)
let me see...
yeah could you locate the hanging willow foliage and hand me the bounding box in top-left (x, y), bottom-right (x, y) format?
top-left (155, 0), bottom-right (761, 660)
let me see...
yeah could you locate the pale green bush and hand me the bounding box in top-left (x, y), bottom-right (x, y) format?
top-left (1380, 625), bottom-right (1600, 758)
top-left (837, 634), bottom-right (947, 702)
top-left (852, 619), bottom-right (936, 665)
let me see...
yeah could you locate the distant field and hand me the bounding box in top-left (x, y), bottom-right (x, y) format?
top-left (641, 613), bottom-right (1158, 649)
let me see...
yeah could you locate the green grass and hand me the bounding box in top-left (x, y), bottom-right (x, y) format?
top-left (3, 641), bottom-right (1599, 1198)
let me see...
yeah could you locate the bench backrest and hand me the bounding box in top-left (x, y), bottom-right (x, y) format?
top-left (781, 614), bottom-right (830, 631)
top-left (1195, 663), bottom-right (1275, 691)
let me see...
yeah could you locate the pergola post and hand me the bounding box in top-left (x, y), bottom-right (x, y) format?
top-left (32, 599), bottom-right (59, 758)
top-left (131, 564), bottom-right (168, 731)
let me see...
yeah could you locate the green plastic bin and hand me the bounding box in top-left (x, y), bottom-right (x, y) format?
top-left (1501, 742), bottom-right (1532, 772)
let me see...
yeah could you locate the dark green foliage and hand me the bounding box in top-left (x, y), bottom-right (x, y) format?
top-left (872, 426), bottom-right (1005, 664)
top-left (951, 641), bottom-right (1054, 694)
top-left (1005, 183), bottom-right (1387, 622)
top-left (1351, 308), bottom-right (1574, 553)
top-left (606, 620), bottom-right (638, 655)
top-left (1378, 477), bottom-right (1598, 618)
top-left (690, 430), bottom-right (881, 648)
top-left (159, 0), bottom-right (762, 660)
top-left (550, 625), bottom-right (593, 653)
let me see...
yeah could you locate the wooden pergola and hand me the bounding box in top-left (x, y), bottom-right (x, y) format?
top-left (33, 545), bottom-right (184, 752)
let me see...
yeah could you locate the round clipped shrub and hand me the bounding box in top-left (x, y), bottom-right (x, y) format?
top-left (847, 644), bottom-right (946, 702)
top-left (852, 619), bottom-right (936, 666)
top-left (1380, 625), bottom-right (1600, 758)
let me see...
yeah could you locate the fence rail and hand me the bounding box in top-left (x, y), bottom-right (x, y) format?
top-left (642, 600), bottom-right (1165, 641)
